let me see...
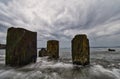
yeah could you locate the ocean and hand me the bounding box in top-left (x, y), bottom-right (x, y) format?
top-left (0, 48), bottom-right (120, 79)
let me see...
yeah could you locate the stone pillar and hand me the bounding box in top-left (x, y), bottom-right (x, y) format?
top-left (6, 27), bottom-right (37, 67)
top-left (39, 48), bottom-right (48, 57)
top-left (72, 34), bottom-right (90, 66)
top-left (47, 40), bottom-right (59, 59)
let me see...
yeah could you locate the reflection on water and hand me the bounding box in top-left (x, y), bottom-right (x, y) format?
top-left (0, 48), bottom-right (120, 79)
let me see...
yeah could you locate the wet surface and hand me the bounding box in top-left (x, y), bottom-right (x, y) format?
top-left (0, 48), bottom-right (120, 79)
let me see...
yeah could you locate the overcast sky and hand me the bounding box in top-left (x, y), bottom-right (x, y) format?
top-left (0, 0), bottom-right (120, 48)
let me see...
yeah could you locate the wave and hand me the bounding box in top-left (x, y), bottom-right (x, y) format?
top-left (0, 57), bottom-right (119, 79)
top-left (90, 65), bottom-right (120, 79)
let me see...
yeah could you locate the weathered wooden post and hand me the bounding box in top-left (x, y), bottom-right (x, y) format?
top-left (39, 48), bottom-right (48, 57)
top-left (6, 27), bottom-right (37, 67)
top-left (72, 34), bottom-right (90, 66)
top-left (47, 40), bottom-right (59, 59)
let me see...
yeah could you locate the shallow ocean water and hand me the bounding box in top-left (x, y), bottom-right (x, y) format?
top-left (0, 48), bottom-right (120, 79)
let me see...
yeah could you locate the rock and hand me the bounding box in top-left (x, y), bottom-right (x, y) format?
top-left (108, 48), bottom-right (115, 51)
top-left (47, 40), bottom-right (59, 59)
top-left (72, 34), bottom-right (90, 66)
top-left (39, 48), bottom-right (48, 57)
top-left (6, 27), bottom-right (37, 67)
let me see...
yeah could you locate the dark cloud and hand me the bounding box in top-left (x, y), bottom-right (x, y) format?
top-left (0, 0), bottom-right (120, 47)
top-left (0, 0), bottom-right (11, 4)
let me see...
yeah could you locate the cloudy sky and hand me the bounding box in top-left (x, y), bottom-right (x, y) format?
top-left (0, 0), bottom-right (120, 48)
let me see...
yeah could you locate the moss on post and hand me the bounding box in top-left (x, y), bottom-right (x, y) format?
top-left (47, 40), bottom-right (59, 59)
top-left (72, 34), bottom-right (90, 66)
top-left (6, 27), bottom-right (37, 67)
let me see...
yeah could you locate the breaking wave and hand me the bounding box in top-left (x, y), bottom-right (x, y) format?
top-left (0, 57), bottom-right (119, 79)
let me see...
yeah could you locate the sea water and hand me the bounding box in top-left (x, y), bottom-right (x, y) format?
top-left (0, 48), bottom-right (120, 79)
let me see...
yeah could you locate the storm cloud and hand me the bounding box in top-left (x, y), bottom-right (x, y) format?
top-left (0, 0), bottom-right (120, 47)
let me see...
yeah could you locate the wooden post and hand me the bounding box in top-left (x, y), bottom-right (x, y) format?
top-left (6, 27), bottom-right (37, 67)
top-left (47, 40), bottom-right (59, 59)
top-left (72, 34), bottom-right (90, 66)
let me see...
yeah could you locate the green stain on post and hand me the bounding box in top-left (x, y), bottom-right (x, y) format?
top-left (6, 27), bottom-right (37, 67)
top-left (72, 34), bottom-right (90, 66)
top-left (47, 40), bottom-right (59, 59)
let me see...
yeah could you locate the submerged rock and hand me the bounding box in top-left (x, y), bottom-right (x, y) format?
top-left (39, 48), bottom-right (48, 57)
top-left (72, 34), bottom-right (90, 66)
top-left (6, 27), bottom-right (37, 67)
top-left (47, 40), bottom-right (59, 59)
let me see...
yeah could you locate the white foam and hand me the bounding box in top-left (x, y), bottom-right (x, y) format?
top-left (0, 69), bottom-right (16, 78)
top-left (23, 57), bottom-right (73, 69)
top-left (112, 69), bottom-right (120, 79)
top-left (118, 63), bottom-right (120, 65)
top-left (45, 62), bottom-right (73, 68)
top-left (37, 57), bottom-right (73, 68)
top-left (91, 65), bottom-right (120, 79)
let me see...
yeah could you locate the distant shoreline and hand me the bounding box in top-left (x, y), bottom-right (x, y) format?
top-left (1, 45), bottom-right (120, 50)
top-left (37, 46), bottom-right (120, 49)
